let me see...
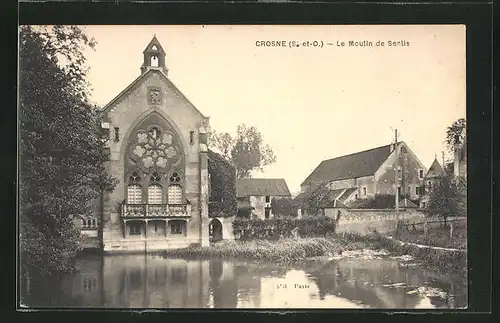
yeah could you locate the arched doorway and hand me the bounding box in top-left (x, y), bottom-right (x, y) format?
top-left (209, 218), bottom-right (223, 242)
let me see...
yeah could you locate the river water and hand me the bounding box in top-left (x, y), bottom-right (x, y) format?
top-left (21, 251), bottom-right (467, 309)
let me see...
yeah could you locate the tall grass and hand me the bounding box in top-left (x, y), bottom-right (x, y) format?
top-left (163, 232), bottom-right (467, 274)
top-left (163, 238), bottom-right (343, 263)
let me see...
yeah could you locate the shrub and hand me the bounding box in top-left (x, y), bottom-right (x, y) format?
top-left (208, 150), bottom-right (237, 218)
top-left (232, 216), bottom-right (336, 241)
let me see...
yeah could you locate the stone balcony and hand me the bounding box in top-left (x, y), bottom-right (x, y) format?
top-left (121, 203), bottom-right (191, 219)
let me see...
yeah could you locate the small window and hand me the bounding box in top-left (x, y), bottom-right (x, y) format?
top-left (101, 127), bottom-right (110, 142)
top-left (397, 169), bottom-right (402, 179)
top-left (114, 127), bottom-right (120, 142)
top-left (149, 127), bottom-right (160, 139)
top-left (129, 223), bottom-right (141, 235)
top-left (151, 55), bottom-right (159, 67)
top-left (152, 45), bottom-right (158, 51)
top-left (363, 187), bottom-right (367, 196)
top-left (416, 187), bottom-right (420, 195)
top-left (355, 194), bottom-right (358, 200)
top-left (265, 196), bottom-right (270, 203)
top-left (170, 221), bottom-right (184, 234)
top-left (419, 169), bottom-right (424, 179)
top-left (129, 171), bottom-right (141, 183)
top-left (150, 172), bottom-right (161, 183)
top-left (189, 131), bottom-right (194, 145)
top-left (397, 186), bottom-right (402, 196)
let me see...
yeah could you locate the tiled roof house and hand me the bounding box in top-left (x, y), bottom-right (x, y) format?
top-left (297, 142), bottom-right (427, 214)
top-left (236, 178), bottom-right (291, 220)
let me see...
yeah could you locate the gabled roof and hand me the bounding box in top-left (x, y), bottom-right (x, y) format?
top-left (236, 178), bottom-right (291, 197)
top-left (425, 158), bottom-right (446, 178)
top-left (327, 189), bottom-right (346, 201)
top-left (399, 198), bottom-right (419, 208)
top-left (338, 187), bottom-right (358, 203)
top-left (100, 68), bottom-right (208, 119)
top-left (143, 35), bottom-right (166, 54)
top-left (301, 144), bottom-right (395, 186)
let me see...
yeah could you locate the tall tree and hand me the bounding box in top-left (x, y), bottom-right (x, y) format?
top-left (19, 26), bottom-right (117, 276)
top-left (208, 123), bottom-right (276, 179)
top-left (445, 118), bottom-right (466, 153)
top-left (424, 174), bottom-right (466, 225)
top-left (304, 183), bottom-right (330, 217)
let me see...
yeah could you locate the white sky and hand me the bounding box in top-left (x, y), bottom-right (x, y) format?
top-left (82, 25), bottom-right (465, 194)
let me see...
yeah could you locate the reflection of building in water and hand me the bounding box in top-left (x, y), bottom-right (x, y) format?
top-left (209, 258), bottom-right (238, 308)
top-left (101, 255), bottom-right (210, 308)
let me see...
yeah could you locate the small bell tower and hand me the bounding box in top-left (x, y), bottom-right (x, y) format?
top-left (140, 35), bottom-right (168, 75)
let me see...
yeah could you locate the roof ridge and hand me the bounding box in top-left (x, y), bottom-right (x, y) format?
top-left (320, 143), bottom-right (394, 163)
top-left (237, 178), bottom-right (287, 181)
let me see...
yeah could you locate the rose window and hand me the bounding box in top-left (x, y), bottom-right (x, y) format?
top-left (131, 127), bottom-right (180, 170)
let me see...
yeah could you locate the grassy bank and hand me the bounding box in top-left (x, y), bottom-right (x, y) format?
top-left (162, 233), bottom-right (467, 274)
top-left (163, 238), bottom-right (344, 263)
top-left (338, 232), bottom-right (467, 274)
top-left (394, 225), bottom-right (467, 250)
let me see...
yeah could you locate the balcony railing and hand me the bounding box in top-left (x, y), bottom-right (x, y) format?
top-left (121, 203), bottom-right (190, 218)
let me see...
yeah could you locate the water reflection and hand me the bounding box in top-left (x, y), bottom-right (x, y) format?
top-left (22, 254), bottom-right (467, 309)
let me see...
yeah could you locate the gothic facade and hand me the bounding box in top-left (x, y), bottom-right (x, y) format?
top-left (98, 36), bottom-right (211, 252)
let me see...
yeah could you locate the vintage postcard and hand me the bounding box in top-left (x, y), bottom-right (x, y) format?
top-left (18, 25), bottom-right (467, 309)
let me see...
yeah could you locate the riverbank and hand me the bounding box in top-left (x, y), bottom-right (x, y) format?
top-left (162, 233), bottom-right (467, 274)
top-left (339, 232), bottom-right (467, 274)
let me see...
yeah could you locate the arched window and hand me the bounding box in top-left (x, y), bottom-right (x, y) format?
top-left (168, 185), bottom-right (182, 205)
top-left (148, 184), bottom-right (162, 204)
top-left (128, 171), bottom-right (142, 204)
top-left (127, 184), bottom-right (142, 204)
top-left (148, 172), bottom-right (163, 204)
top-left (151, 55), bottom-right (159, 67)
top-left (168, 172), bottom-right (182, 204)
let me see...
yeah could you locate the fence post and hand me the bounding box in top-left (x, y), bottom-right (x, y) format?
top-left (423, 219), bottom-right (428, 237)
top-left (450, 221), bottom-right (454, 239)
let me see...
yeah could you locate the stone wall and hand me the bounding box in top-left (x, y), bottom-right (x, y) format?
top-left (329, 208), bottom-right (426, 235)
